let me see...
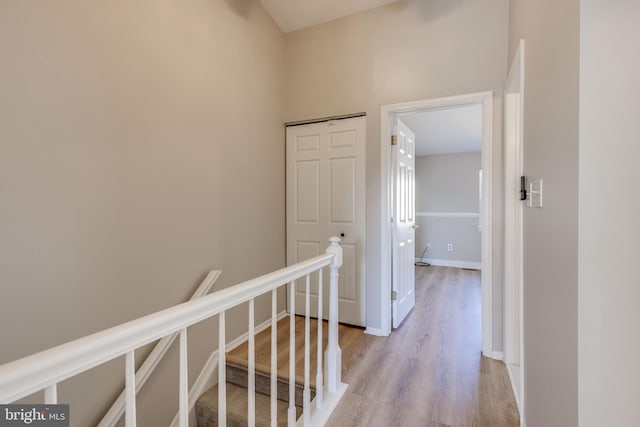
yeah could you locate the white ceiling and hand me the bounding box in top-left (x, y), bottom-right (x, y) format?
top-left (260, 0), bottom-right (400, 33)
top-left (399, 104), bottom-right (482, 157)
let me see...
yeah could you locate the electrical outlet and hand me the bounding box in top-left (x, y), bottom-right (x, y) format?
top-left (447, 243), bottom-right (453, 251)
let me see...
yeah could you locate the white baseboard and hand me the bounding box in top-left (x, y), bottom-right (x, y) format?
top-left (296, 383), bottom-right (348, 427)
top-left (415, 212), bottom-right (480, 218)
top-left (505, 362), bottom-right (523, 419)
top-left (364, 327), bottom-right (388, 337)
top-left (415, 258), bottom-right (482, 270)
top-left (169, 310), bottom-right (288, 427)
top-left (481, 349), bottom-right (504, 361)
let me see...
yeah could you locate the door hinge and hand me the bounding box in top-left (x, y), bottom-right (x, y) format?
top-left (391, 290), bottom-right (397, 301)
top-left (391, 135), bottom-right (398, 146)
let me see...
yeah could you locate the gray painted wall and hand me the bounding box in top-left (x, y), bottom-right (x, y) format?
top-left (284, 0), bottom-right (509, 348)
top-left (509, 0), bottom-right (579, 425)
top-left (415, 153), bottom-right (481, 264)
top-left (579, 0), bottom-right (640, 425)
top-left (0, 2), bottom-right (285, 425)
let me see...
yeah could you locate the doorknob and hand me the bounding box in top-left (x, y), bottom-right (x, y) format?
top-left (412, 224), bottom-right (419, 229)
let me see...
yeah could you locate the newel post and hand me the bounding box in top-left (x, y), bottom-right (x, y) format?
top-left (325, 236), bottom-right (343, 393)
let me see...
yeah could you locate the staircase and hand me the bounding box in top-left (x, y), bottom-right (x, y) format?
top-left (195, 316), bottom-right (321, 426)
top-left (195, 361), bottom-right (309, 426)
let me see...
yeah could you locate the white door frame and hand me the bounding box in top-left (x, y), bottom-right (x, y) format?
top-left (379, 91), bottom-right (494, 357)
top-left (504, 39), bottom-right (525, 423)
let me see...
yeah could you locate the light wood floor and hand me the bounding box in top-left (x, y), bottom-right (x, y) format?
top-left (229, 266), bottom-right (520, 427)
top-left (326, 266), bottom-right (519, 427)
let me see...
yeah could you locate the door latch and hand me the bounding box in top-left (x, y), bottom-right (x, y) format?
top-left (520, 176), bottom-right (527, 201)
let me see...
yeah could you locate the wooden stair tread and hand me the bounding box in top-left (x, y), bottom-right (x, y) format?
top-left (226, 355), bottom-right (316, 390)
top-left (226, 316), bottom-right (362, 390)
top-left (196, 317), bottom-right (364, 426)
top-left (196, 382), bottom-right (299, 427)
top-left (225, 361), bottom-right (313, 408)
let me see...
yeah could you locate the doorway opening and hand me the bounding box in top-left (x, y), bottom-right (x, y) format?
top-left (379, 92), bottom-right (494, 357)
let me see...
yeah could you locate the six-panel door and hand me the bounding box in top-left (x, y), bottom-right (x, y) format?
top-left (286, 117), bottom-right (366, 327)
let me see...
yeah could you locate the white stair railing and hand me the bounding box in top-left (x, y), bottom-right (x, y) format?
top-left (98, 270), bottom-right (221, 427)
top-left (0, 238), bottom-right (347, 427)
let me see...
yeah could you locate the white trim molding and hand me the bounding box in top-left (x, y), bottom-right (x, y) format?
top-left (380, 91), bottom-right (493, 354)
top-left (491, 351), bottom-right (504, 361)
top-left (416, 212), bottom-right (480, 218)
top-left (504, 39), bottom-right (526, 425)
top-left (415, 258), bottom-right (482, 270)
top-left (505, 362), bottom-right (523, 422)
top-left (364, 327), bottom-right (387, 337)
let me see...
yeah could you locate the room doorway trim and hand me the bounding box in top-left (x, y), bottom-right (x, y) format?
top-left (379, 91), bottom-right (494, 357)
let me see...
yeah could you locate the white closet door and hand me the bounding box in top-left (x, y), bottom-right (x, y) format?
top-left (286, 117), bottom-right (366, 327)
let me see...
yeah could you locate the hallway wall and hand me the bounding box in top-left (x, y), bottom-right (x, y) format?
top-left (579, 1), bottom-right (640, 425)
top-left (284, 0), bottom-right (509, 347)
top-left (0, 1), bottom-right (285, 425)
top-left (415, 152), bottom-right (482, 266)
top-left (508, 0), bottom-right (580, 425)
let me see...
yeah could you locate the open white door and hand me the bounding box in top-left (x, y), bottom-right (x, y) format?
top-left (286, 116), bottom-right (366, 327)
top-left (391, 118), bottom-right (416, 328)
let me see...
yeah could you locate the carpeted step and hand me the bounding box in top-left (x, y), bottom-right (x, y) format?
top-left (195, 381), bottom-right (300, 427)
top-left (225, 361), bottom-right (315, 408)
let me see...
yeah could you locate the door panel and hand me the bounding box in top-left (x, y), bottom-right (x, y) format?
top-left (295, 161), bottom-right (320, 223)
top-left (329, 129), bottom-right (356, 149)
top-left (286, 117), bottom-right (366, 326)
top-left (330, 157), bottom-right (356, 224)
top-left (392, 118), bottom-right (416, 329)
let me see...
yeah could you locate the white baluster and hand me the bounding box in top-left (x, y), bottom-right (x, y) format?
top-left (316, 268), bottom-right (324, 409)
top-left (125, 351), bottom-right (137, 427)
top-left (179, 329), bottom-right (188, 427)
top-left (271, 289), bottom-right (278, 427)
top-left (325, 237), bottom-right (343, 393)
top-left (288, 281), bottom-right (296, 426)
top-left (303, 274), bottom-right (311, 426)
top-left (248, 299), bottom-right (256, 427)
top-left (218, 311), bottom-right (226, 426)
top-left (44, 384), bottom-right (57, 404)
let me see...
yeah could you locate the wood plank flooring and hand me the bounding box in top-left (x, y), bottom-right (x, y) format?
top-left (327, 266), bottom-right (519, 427)
top-left (228, 266), bottom-right (519, 427)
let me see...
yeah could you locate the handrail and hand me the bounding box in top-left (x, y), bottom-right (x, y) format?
top-left (98, 270), bottom-right (221, 427)
top-left (0, 253), bottom-right (334, 403)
